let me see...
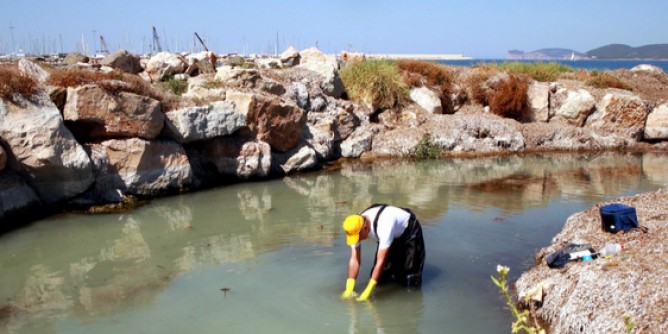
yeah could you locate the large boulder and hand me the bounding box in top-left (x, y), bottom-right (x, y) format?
top-left (18, 58), bottom-right (49, 83)
top-left (298, 47), bottom-right (344, 98)
top-left (100, 49), bottom-right (142, 74)
top-left (163, 101), bottom-right (246, 143)
top-left (341, 123), bottom-right (379, 158)
top-left (85, 138), bottom-right (193, 197)
top-left (214, 66), bottom-right (261, 88)
top-left (0, 171), bottom-right (42, 221)
top-left (585, 93), bottom-right (649, 139)
top-left (643, 103), bottom-right (668, 141)
top-left (63, 84), bottom-right (164, 139)
top-left (272, 143), bottom-right (318, 174)
top-left (551, 89), bottom-right (596, 127)
top-left (630, 64), bottom-right (665, 75)
top-left (145, 52), bottom-right (187, 81)
top-left (0, 95), bottom-right (94, 204)
top-left (201, 136), bottom-right (272, 179)
top-left (409, 87), bottom-right (442, 114)
top-left (228, 92), bottom-right (306, 152)
top-left (63, 52), bottom-right (89, 65)
top-left (185, 51), bottom-right (218, 76)
top-left (280, 47), bottom-right (301, 67)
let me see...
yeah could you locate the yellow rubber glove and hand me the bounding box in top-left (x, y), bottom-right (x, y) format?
top-left (356, 279), bottom-right (377, 301)
top-left (341, 278), bottom-right (357, 299)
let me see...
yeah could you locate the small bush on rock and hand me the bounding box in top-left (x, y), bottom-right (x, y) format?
top-left (0, 64), bottom-right (37, 102)
top-left (340, 60), bottom-right (409, 110)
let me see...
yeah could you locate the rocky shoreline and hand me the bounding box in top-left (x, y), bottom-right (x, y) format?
top-left (1, 47), bottom-right (668, 332)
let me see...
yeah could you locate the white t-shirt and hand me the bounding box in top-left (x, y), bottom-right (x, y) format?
top-left (361, 206), bottom-right (411, 249)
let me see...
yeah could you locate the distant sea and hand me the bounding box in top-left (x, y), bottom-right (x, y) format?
top-left (435, 59), bottom-right (668, 72)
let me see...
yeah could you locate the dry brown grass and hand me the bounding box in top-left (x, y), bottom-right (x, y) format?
top-left (488, 74), bottom-right (529, 121)
top-left (464, 64), bottom-right (499, 105)
top-left (397, 60), bottom-right (453, 108)
top-left (0, 64), bottom-right (37, 102)
top-left (47, 68), bottom-right (180, 110)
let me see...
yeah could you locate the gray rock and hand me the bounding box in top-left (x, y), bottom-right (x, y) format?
top-left (18, 58), bottom-right (49, 83)
top-left (273, 144), bottom-right (318, 174)
top-left (551, 89), bottom-right (596, 127)
top-left (410, 87), bottom-right (442, 114)
top-left (63, 52), bottom-right (89, 65)
top-left (164, 101), bottom-right (246, 143)
top-left (0, 171), bottom-right (42, 221)
top-left (341, 123), bottom-right (379, 158)
top-left (85, 138), bottom-right (193, 197)
top-left (100, 49), bottom-right (142, 74)
top-left (0, 95), bottom-right (93, 204)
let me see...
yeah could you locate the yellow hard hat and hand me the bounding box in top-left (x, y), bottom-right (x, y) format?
top-left (342, 214), bottom-right (364, 246)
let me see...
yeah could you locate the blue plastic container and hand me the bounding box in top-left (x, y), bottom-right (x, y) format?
top-left (599, 203), bottom-right (638, 233)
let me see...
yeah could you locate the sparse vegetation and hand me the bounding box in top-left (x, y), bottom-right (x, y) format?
top-left (415, 134), bottom-right (441, 159)
top-left (496, 61), bottom-right (572, 82)
top-left (492, 265), bottom-right (545, 334)
top-left (586, 72), bottom-right (633, 90)
top-left (397, 60), bottom-right (453, 109)
top-left (158, 75), bottom-right (188, 95)
top-left (0, 64), bottom-right (37, 102)
top-left (340, 59), bottom-right (409, 110)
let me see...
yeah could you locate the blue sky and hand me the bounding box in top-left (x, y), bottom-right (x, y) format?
top-left (1, 0), bottom-right (667, 58)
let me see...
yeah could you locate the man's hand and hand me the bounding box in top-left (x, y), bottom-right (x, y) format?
top-left (356, 279), bottom-right (377, 301)
top-left (341, 278), bottom-right (357, 299)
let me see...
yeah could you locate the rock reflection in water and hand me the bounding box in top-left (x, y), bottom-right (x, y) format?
top-left (0, 152), bottom-right (667, 332)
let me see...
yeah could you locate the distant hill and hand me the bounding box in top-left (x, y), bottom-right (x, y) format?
top-left (507, 48), bottom-right (587, 60)
top-left (585, 44), bottom-right (668, 59)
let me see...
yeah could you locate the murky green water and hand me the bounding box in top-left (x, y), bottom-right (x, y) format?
top-left (1, 152), bottom-right (667, 333)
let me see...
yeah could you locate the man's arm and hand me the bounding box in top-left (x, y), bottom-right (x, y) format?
top-left (370, 247), bottom-right (389, 282)
top-left (341, 245), bottom-right (362, 299)
top-left (348, 245), bottom-right (362, 279)
top-left (357, 247), bottom-right (389, 301)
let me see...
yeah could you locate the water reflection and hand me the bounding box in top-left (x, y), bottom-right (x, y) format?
top-left (0, 152), bottom-right (666, 333)
top-left (346, 289), bottom-right (424, 334)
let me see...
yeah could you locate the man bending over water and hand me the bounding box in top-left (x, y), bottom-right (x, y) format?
top-left (341, 204), bottom-right (426, 301)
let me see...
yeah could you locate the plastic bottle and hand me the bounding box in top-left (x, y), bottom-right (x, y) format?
top-left (599, 243), bottom-right (624, 257)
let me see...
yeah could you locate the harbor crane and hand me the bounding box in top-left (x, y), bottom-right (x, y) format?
top-left (194, 32), bottom-right (209, 52)
top-left (152, 26), bottom-right (162, 53)
top-left (98, 35), bottom-right (110, 55)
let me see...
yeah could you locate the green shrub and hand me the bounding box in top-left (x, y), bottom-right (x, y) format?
top-left (415, 134), bottom-right (441, 159)
top-left (159, 75), bottom-right (188, 96)
top-left (495, 62), bottom-right (572, 82)
top-left (340, 60), bottom-right (409, 110)
top-left (492, 265), bottom-right (545, 334)
top-left (0, 64), bottom-right (36, 102)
